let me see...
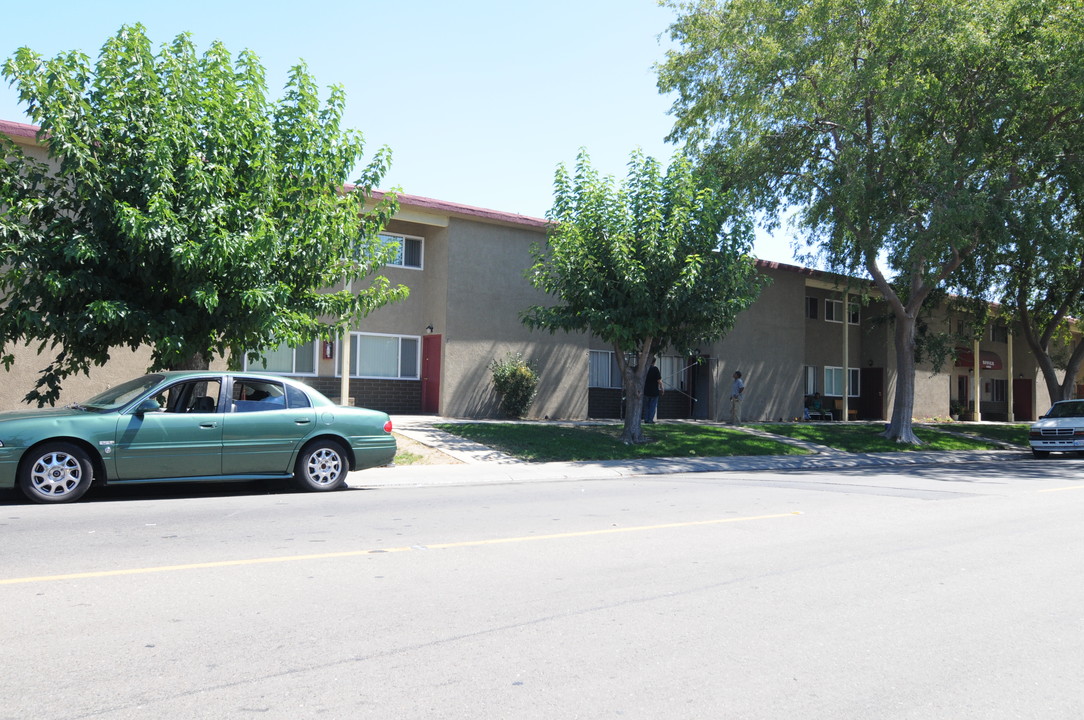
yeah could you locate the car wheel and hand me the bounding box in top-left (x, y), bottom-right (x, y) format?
top-left (1032, 448), bottom-right (1050, 459)
top-left (293, 440), bottom-right (349, 491)
top-left (18, 442), bottom-right (95, 503)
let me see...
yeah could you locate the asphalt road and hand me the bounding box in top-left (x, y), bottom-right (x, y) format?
top-left (2, 458), bottom-right (1083, 719)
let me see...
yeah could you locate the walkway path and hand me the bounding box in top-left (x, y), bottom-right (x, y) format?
top-left (346, 416), bottom-right (1030, 489)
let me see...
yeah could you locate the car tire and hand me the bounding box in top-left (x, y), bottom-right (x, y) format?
top-left (1032, 448), bottom-right (1050, 459)
top-left (18, 442), bottom-right (95, 503)
top-left (293, 439), bottom-right (349, 491)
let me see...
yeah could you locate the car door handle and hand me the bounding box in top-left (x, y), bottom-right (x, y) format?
top-left (295, 418), bottom-right (312, 425)
top-left (200, 422), bottom-right (218, 429)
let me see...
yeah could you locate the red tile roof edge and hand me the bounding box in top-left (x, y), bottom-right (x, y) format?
top-left (0, 118), bottom-right (40, 140)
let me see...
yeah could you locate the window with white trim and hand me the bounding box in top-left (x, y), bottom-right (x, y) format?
top-left (349, 333), bottom-right (420, 379)
top-left (825, 299), bottom-right (860, 324)
top-left (659, 356), bottom-right (684, 391)
top-left (804, 366), bottom-right (817, 395)
top-left (588, 351), bottom-right (623, 388)
top-left (245, 341), bottom-right (317, 375)
top-left (824, 367), bottom-right (859, 397)
top-left (991, 378), bottom-right (1007, 402)
top-left (381, 232), bottom-right (423, 270)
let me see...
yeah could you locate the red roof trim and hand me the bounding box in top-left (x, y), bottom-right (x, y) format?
top-left (365, 188), bottom-right (549, 230)
top-left (0, 118), bottom-right (40, 140)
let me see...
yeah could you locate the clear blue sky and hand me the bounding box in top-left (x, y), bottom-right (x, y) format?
top-left (0, 0), bottom-right (794, 263)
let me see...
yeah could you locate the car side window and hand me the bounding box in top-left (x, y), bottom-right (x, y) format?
top-left (285, 384), bottom-right (311, 409)
top-left (154, 380), bottom-right (222, 413)
top-left (231, 380), bottom-right (288, 413)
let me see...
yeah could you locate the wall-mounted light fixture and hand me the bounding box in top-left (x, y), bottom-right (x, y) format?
top-left (425, 324), bottom-right (434, 334)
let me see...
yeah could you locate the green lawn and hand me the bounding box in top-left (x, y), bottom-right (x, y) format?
top-left (929, 423), bottom-right (1030, 447)
top-left (759, 422), bottom-right (1004, 452)
top-left (435, 422), bottom-right (810, 462)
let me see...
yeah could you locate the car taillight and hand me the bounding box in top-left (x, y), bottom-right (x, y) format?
top-left (383, 419), bottom-right (393, 433)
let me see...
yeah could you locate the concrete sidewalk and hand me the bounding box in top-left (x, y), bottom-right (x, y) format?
top-left (345, 416), bottom-right (1031, 489)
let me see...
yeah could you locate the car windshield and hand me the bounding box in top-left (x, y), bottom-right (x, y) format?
top-left (82, 374), bottom-right (165, 411)
top-left (1045, 401), bottom-right (1084, 419)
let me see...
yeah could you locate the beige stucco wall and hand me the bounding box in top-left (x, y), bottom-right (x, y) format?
top-left (441, 218), bottom-right (585, 419)
top-left (709, 266), bottom-right (807, 422)
top-left (0, 344), bottom-right (155, 411)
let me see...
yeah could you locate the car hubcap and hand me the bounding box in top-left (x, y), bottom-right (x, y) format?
top-left (306, 448), bottom-right (342, 486)
top-left (31, 452), bottom-right (82, 497)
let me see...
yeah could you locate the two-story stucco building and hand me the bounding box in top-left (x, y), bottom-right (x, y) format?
top-left (0, 117), bottom-right (1068, 421)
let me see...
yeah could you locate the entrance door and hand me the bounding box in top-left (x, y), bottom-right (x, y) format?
top-left (421, 334), bottom-right (442, 414)
top-left (1012, 378), bottom-right (1033, 421)
top-left (857, 368), bottom-right (884, 420)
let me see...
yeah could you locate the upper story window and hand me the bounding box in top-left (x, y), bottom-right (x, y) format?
top-left (991, 324), bottom-right (1009, 343)
top-left (244, 341), bottom-right (317, 376)
top-left (825, 299), bottom-right (860, 325)
top-left (805, 297), bottom-right (818, 319)
top-left (381, 232), bottom-right (424, 270)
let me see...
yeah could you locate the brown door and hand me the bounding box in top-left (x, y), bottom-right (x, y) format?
top-left (857, 368), bottom-right (884, 420)
top-left (421, 335), bottom-right (442, 414)
top-left (1012, 378), bottom-right (1033, 422)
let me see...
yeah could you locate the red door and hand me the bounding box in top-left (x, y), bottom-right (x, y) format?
top-left (421, 334), bottom-right (442, 414)
top-left (1012, 378), bottom-right (1033, 422)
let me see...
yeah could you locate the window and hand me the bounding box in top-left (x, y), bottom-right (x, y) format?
top-left (824, 367), bottom-right (859, 397)
top-left (381, 232), bottom-right (424, 270)
top-left (150, 379), bottom-right (223, 414)
top-left (245, 341), bottom-right (316, 375)
top-left (589, 350), bottom-right (623, 388)
top-left (350, 333), bottom-right (420, 379)
top-left (991, 378), bottom-right (1007, 403)
top-left (825, 300), bottom-right (860, 325)
top-left (659, 356), bottom-right (685, 391)
top-left (805, 297), bottom-right (818, 319)
top-left (804, 366), bottom-right (817, 395)
top-left (231, 379), bottom-right (287, 413)
top-left (991, 325), bottom-right (1009, 343)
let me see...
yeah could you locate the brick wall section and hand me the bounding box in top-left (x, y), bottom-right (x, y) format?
top-left (588, 388), bottom-right (623, 418)
top-left (588, 388), bottom-right (693, 420)
top-left (302, 377), bottom-right (422, 414)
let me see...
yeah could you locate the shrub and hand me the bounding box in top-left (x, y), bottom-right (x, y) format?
top-left (490, 353), bottom-right (539, 418)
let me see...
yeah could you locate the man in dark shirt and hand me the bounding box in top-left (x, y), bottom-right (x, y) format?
top-left (643, 357), bottom-right (663, 423)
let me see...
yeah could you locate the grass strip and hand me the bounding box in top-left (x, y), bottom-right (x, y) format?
top-left (435, 422), bottom-right (809, 462)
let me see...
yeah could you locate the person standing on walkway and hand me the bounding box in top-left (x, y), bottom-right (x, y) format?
top-left (729, 371), bottom-right (745, 425)
top-left (643, 357), bottom-right (663, 423)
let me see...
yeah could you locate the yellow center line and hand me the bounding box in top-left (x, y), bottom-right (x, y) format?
top-left (0, 511), bottom-right (801, 586)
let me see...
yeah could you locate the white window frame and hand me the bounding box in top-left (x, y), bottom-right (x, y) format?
top-left (824, 299), bottom-right (860, 325)
top-left (658, 355), bottom-right (685, 391)
top-left (381, 232), bottom-right (424, 270)
top-left (243, 341), bottom-right (318, 376)
top-left (824, 367), bottom-right (859, 397)
top-left (345, 332), bottom-right (421, 380)
top-left (588, 350), bottom-right (623, 389)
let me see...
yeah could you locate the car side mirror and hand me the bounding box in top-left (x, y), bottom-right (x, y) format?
top-left (134, 398), bottom-right (162, 415)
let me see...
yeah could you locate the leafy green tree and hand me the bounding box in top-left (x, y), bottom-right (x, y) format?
top-left (524, 150), bottom-right (763, 444)
top-left (658, 0), bottom-right (1083, 442)
top-left (953, 177), bottom-right (1084, 405)
top-left (0, 25), bottom-right (406, 404)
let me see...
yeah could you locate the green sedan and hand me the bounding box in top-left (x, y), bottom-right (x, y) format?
top-left (0, 371), bottom-right (397, 503)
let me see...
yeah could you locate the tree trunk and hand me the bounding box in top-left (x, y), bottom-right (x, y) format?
top-left (619, 340), bottom-right (655, 444)
top-left (1017, 313), bottom-right (1084, 405)
top-left (884, 311), bottom-right (923, 444)
top-left (171, 351), bottom-right (211, 371)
